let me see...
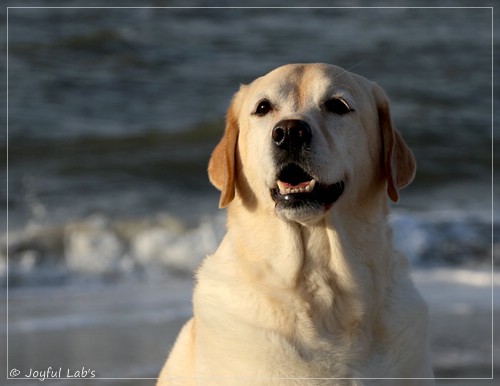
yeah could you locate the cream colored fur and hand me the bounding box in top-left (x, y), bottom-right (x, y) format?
top-left (157, 64), bottom-right (434, 385)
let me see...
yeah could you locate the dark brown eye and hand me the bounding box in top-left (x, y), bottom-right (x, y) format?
top-left (254, 99), bottom-right (273, 116)
top-left (324, 98), bottom-right (353, 115)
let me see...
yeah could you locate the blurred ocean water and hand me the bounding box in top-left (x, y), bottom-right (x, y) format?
top-left (2, 3), bottom-right (497, 286)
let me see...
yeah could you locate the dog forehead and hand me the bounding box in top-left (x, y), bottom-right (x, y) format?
top-left (247, 63), bottom-right (362, 104)
top-left (263, 63), bottom-right (347, 82)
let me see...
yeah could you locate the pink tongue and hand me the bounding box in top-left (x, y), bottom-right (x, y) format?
top-left (280, 180), bottom-right (310, 189)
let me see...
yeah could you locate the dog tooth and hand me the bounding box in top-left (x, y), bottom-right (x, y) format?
top-left (277, 181), bottom-right (286, 195)
top-left (276, 180), bottom-right (318, 195)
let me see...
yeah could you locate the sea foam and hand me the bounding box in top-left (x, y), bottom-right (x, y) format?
top-left (2, 209), bottom-right (495, 287)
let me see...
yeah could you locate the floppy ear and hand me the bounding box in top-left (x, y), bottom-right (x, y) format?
top-left (208, 93), bottom-right (241, 208)
top-left (373, 84), bottom-right (416, 203)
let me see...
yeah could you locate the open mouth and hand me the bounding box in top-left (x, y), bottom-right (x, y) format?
top-left (270, 164), bottom-right (344, 211)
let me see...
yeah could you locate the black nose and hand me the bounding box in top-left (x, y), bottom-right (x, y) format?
top-left (272, 120), bottom-right (312, 152)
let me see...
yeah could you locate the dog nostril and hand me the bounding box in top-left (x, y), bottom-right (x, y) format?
top-left (295, 124), bottom-right (311, 143)
top-left (272, 126), bottom-right (286, 146)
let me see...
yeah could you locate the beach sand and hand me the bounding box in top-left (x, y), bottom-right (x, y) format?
top-left (2, 268), bottom-right (498, 385)
top-left (415, 268), bottom-right (498, 385)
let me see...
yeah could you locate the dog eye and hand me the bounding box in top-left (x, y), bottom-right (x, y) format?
top-left (254, 99), bottom-right (273, 116)
top-left (324, 98), bottom-right (353, 115)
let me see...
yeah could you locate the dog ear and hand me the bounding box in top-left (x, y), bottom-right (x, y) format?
top-left (208, 92), bottom-right (242, 208)
top-left (373, 84), bottom-right (416, 203)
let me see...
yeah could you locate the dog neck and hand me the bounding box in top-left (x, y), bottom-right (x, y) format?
top-left (299, 208), bottom-right (394, 335)
top-left (226, 192), bottom-right (395, 307)
top-left (217, 191), bottom-right (401, 355)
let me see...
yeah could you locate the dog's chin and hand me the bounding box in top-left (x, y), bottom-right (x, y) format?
top-left (271, 182), bottom-right (344, 223)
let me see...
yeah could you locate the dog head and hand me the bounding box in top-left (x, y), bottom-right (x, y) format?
top-left (208, 63), bottom-right (415, 223)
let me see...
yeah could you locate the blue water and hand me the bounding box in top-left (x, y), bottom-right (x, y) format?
top-left (2, 3), bottom-right (497, 286)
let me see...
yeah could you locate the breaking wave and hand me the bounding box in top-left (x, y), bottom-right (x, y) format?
top-left (2, 209), bottom-right (496, 287)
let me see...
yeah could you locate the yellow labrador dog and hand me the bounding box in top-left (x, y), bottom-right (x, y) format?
top-left (157, 63), bottom-right (434, 385)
